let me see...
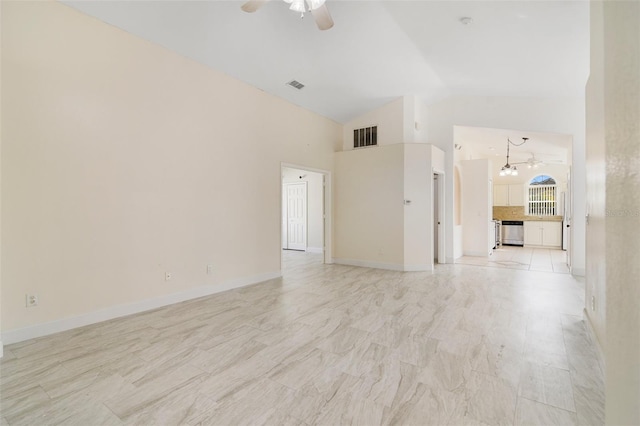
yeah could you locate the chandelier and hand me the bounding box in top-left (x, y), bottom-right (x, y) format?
top-left (499, 137), bottom-right (529, 177)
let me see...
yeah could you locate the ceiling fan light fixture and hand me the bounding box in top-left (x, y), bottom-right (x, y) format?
top-left (241, 0), bottom-right (334, 30)
top-left (306, 0), bottom-right (326, 10)
top-left (289, 0), bottom-right (306, 13)
top-left (512, 166), bottom-right (518, 176)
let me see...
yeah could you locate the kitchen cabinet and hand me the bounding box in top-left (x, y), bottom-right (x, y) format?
top-left (542, 222), bottom-right (562, 247)
top-left (493, 184), bottom-right (524, 206)
top-left (524, 221), bottom-right (562, 247)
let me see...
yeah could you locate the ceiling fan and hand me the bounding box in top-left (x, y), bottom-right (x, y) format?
top-left (241, 0), bottom-right (334, 31)
top-left (513, 153), bottom-right (563, 169)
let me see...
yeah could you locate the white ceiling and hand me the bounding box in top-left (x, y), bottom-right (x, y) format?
top-left (64, 0), bottom-right (590, 124)
top-left (455, 126), bottom-right (572, 165)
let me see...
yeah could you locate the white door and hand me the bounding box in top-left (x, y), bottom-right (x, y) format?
top-left (284, 182), bottom-right (307, 251)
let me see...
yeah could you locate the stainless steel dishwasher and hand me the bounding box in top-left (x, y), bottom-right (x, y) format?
top-left (502, 220), bottom-right (524, 246)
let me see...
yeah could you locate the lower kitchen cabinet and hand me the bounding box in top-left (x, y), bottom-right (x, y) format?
top-left (524, 222), bottom-right (542, 246)
top-left (524, 221), bottom-right (562, 248)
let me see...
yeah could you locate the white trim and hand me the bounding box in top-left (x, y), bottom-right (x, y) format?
top-left (583, 308), bottom-right (606, 376)
top-left (333, 258), bottom-right (405, 271)
top-left (1, 271), bottom-right (281, 345)
top-left (306, 247), bottom-right (324, 254)
top-left (0, 341), bottom-right (3, 359)
top-left (571, 267), bottom-right (586, 277)
top-left (403, 264), bottom-right (433, 272)
top-left (462, 251), bottom-right (490, 257)
top-left (333, 258), bottom-right (429, 272)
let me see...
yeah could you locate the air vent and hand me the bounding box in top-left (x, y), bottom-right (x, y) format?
top-left (353, 126), bottom-right (378, 148)
top-left (286, 80), bottom-right (305, 90)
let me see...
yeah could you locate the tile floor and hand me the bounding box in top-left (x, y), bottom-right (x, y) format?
top-left (456, 246), bottom-right (570, 274)
top-left (0, 251), bottom-right (604, 425)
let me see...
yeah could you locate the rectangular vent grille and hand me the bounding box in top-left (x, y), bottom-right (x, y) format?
top-left (286, 80), bottom-right (305, 90)
top-left (353, 126), bottom-right (378, 148)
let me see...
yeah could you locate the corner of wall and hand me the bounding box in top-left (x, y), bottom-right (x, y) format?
top-left (583, 308), bottom-right (606, 376)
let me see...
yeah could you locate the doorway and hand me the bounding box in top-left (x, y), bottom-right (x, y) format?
top-left (281, 164), bottom-right (332, 266)
top-left (434, 171), bottom-right (445, 265)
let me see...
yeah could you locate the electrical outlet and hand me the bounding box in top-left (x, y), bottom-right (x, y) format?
top-left (26, 294), bottom-right (39, 307)
top-left (591, 295), bottom-right (596, 311)
top-left (207, 264), bottom-right (214, 275)
top-left (165, 272), bottom-right (172, 281)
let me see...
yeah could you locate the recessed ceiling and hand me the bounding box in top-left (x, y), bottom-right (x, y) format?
top-left (63, 0), bottom-right (589, 124)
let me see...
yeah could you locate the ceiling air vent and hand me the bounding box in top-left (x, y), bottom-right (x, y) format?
top-left (286, 80), bottom-right (305, 90)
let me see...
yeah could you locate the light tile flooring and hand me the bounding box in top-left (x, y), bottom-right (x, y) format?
top-left (1, 251), bottom-right (604, 425)
top-left (456, 246), bottom-right (571, 274)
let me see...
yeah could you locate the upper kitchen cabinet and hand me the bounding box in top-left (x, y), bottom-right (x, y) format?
top-left (493, 184), bottom-right (524, 206)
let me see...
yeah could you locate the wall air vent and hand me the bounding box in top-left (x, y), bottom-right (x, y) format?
top-left (286, 80), bottom-right (305, 90)
top-left (353, 126), bottom-right (378, 148)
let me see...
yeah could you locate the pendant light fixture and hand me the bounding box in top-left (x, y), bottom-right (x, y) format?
top-left (499, 137), bottom-right (529, 177)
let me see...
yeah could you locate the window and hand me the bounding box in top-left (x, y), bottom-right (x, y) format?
top-left (353, 126), bottom-right (377, 148)
top-left (527, 175), bottom-right (557, 216)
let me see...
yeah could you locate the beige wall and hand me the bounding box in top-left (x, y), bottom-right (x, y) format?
top-left (334, 143), bottom-right (444, 271)
top-left (585, 0), bottom-right (607, 364)
top-left (342, 98), bottom-right (404, 151)
top-left (1, 1), bottom-right (340, 338)
top-left (461, 159), bottom-right (492, 257)
top-left (0, 0), bottom-right (3, 356)
top-left (403, 144), bottom-right (432, 269)
top-left (587, 1), bottom-right (640, 424)
top-left (334, 145), bottom-right (404, 268)
top-left (403, 144), bottom-right (445, 269)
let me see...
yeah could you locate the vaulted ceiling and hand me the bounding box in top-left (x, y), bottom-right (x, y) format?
top-left (65, 0), bottom-right (590, 124)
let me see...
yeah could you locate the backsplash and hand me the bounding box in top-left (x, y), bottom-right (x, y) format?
top-left (493, 206), bottom-right (563, 222)
top-left (493, 206), bottom-right (525, 220)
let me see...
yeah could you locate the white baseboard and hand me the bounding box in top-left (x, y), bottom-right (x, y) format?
top-left (306, 247), bottom-right (324, 254)
top-left (572, 267), bottom-right (586, 277)
top-left (403, 264), bottom-right (433, 272)
top-left (463, 251), bottom-right (490, 257)
top-left (0, 341), bottom-right (3, 359)
top-left (333, 257), bottom-right (405, 271)
top-left (333, 258), bottom-right (431, 272)
top-left (1, 271), bottom-right (281, 346)
top-left (583, 308), bottom-right (606, 375)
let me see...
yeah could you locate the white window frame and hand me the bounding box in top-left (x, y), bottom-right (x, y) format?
top-left (526, 176), bottom-right (558, 216)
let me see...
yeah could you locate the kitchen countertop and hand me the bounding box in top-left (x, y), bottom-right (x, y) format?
top-left (493, 216), bottom-right (563, 222)
top-left (523, 216), bottom-right (563, 222)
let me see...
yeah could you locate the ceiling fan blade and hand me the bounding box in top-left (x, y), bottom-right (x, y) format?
top-left (241, 0), bottom-right (268, 13)
top-left (311, 4), bottom-right (334, 30)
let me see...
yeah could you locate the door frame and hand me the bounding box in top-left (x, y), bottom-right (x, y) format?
top-left (433, 169), bottom-right (446, 265)
top-left (281, 163), bottom-right (333, 267)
